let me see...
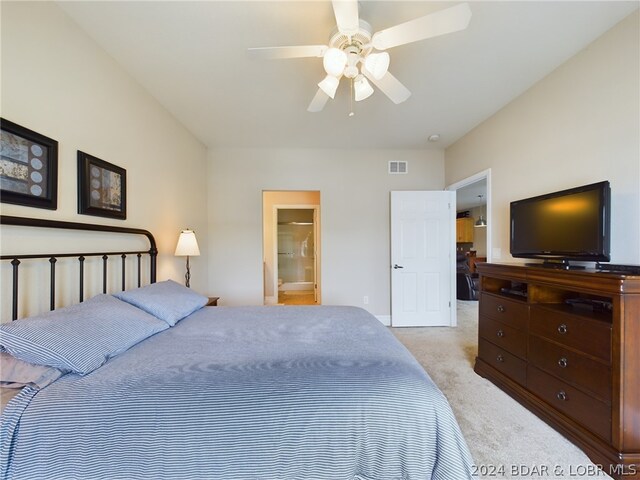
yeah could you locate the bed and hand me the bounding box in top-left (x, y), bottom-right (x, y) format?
top-left (0, 216), bottom-right (476, 480)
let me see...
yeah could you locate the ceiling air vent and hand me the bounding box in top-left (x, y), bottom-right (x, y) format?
top-left (388, 161), bottom-right (408, 174)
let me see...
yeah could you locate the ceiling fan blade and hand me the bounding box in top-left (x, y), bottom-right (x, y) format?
top-left (371, 3), bottom-right (471, 51)
top-left (332, 0), bottom-right (359, 36)
top-left (362, 68), bottom-right (411, 104)
top-left (307, 89), bottom-right (330, 112)
top-left (248, 45), bottom-right (328, 59)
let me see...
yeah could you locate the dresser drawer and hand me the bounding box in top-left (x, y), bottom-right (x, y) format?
top-left (480, 293), bottom-right (528, 331)
top-left (528, 335), bottom-right (611, 404)
top-left (527, 366), bottom-right (611, 441)
top-left (479, 316), bottom-right (527, 359)
top-left (529, 307), bottom-right (611, 363)
top-left (478, 338), bottom-right (526, 386)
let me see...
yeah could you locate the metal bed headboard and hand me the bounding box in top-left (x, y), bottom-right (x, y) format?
top-left (1, 215), bottom-right (158, 321)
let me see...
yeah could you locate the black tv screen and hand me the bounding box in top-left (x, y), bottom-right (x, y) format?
top-left (510, 181), bottom-right (610, 263)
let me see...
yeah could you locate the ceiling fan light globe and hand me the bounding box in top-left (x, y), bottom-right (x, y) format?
top-left (354, 75), bottom-right (374, 101)
top-left (318, 75), bottom-right (340, 99)
top-left (364, 52), bottom-right (390, 80)
top-left (323, 47), bottom-right (347, 77)
top-left (344, 65), bottom-right (359, 79)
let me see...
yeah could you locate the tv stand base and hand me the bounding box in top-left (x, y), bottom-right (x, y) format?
top-left (525, 260), bottom-right (586, 270)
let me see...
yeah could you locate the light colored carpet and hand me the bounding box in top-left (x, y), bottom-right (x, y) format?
top-left (392, 301), bottom-right (612, 480)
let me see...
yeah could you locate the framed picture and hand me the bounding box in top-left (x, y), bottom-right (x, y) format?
top-left (77, 151), bottom-right (126, 220)
top-left (0, 118), bottom-right (58, 209)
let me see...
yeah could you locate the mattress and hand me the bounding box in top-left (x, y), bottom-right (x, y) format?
top-left (1, 305), bottom-right (475, 479)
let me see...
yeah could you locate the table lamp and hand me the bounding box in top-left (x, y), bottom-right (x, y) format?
top-left (175, 229), bottom-right (200, 288)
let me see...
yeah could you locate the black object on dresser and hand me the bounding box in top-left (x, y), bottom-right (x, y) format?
top-left (596, 263), bottom-right (640, 275)
top-left (475, 263), bottom-right (640, 480)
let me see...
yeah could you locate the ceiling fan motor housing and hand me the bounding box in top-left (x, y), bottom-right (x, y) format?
top-left (328, 20), bottom-right (374, 59)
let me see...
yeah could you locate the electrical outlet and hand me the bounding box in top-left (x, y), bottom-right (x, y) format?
top-left (363, 296), bottom-right (369, 305)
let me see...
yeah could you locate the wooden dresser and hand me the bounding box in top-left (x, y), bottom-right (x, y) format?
top-left (475, 263), bottom-right (640, 480)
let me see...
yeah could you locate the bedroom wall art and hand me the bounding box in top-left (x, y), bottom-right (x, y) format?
top-left (0, 118), bottom-right (58, 210)
top-left (77, 151), bottom-right (126, 220)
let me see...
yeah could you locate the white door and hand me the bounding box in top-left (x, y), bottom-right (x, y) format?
top-left (391, 191), bottom-right (456, 327)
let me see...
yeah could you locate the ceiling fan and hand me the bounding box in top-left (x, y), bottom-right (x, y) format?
top-left (248, 1), bottom-right (472, 113)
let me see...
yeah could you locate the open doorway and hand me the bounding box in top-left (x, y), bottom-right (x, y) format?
top-left (262, 191), bottom-right (321, 306)
top-left (447, 170), bottom-right (492, 301)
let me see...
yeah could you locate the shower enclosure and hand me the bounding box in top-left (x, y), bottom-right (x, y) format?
top-left (277, 209), bottom-right (315, 294)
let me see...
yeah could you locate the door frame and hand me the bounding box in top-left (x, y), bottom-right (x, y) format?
top-left (446, 168), bottom-right (493, 264)
top-left (272, 204), bottom-right (321, 305)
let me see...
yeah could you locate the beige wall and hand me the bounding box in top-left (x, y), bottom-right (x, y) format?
top-left (208, 148), bottom-right (444, 315)
top-left (445, 11), bottom-right (640, 265)
top-left (1, 2), bottom-right (209, 320)
top-left (262, 190), bottom-right (320, 300)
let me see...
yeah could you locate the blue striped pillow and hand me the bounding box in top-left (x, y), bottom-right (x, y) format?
top-left (113, 280), bottom-right (207, 326)
top-left (0, 295), bottom-right (168, 375)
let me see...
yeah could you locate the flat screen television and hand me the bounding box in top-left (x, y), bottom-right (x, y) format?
top-left (510, 181), bottom-right (610, 268)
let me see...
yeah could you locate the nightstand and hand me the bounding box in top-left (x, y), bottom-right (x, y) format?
top-left (206, 297), bottom-right (220, 306)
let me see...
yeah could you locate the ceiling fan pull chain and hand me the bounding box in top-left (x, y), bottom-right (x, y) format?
top-left (349, 78), bottom-right (355, 117)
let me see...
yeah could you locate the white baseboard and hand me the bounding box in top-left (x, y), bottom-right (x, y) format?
top-left (376, 315), bottom-right (391, 326)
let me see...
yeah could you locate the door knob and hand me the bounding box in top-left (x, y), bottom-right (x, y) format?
top-left (393, 264), bottom-right (404, 269)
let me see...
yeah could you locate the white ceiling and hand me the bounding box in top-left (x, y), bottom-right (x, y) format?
top-left (456, 178), bottom-right (487, 211)
top-left (58, 1), bottom-right (638, 150)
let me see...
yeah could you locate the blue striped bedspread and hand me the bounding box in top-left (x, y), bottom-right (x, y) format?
top-left (1, 305), bottom-right (476, 480)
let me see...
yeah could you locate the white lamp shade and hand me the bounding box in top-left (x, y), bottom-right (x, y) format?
top-left (354, 75), bottom-right (374, 101)
top-left (318, 75), bottom-right (340, 99)
top-left (323, 48), bottom-right (347, 77)
top-left (364, 52), bottom-right (390, 80)
top-left (175, 230), bottom-right (200, 256)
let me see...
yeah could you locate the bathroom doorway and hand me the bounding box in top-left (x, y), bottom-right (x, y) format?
top-left (262, 191), bottom-right (321, 306)
top-left (277, 208), bottom-right (317, 305)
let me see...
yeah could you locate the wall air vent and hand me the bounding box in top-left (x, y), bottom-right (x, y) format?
top-left (388, 161), bottom-right (408, 174)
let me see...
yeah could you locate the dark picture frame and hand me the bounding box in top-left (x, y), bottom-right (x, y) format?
top-left (0, 118), bottom-right (58, 210)
top-left (78, 151), bottom-right (126, 220)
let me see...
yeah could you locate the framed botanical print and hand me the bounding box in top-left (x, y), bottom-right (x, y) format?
top-left (0, 118), bottom-right (58, 210)
top-left (77, 151), bottom-right (126, 220)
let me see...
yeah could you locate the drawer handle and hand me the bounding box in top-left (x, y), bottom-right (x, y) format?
top-left (497, 305), bottom-right (505, 313)
top-left (557, 391), bottom-right (567, 401)
top-left (557, 324), bottom-right (568, 335)
top-left (558, 357), bottom-right (568, 368)
top-left (496, 354), bottom-right (504, 363)
top-left (496, 329), bottom-right (504, 338)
